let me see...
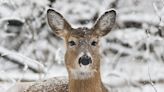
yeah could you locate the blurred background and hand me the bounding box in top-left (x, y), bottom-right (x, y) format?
top-left (0, 0), bottom-right (164, 92)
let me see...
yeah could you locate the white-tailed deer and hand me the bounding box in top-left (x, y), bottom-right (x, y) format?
top-left (7, 9), bottom-right (116, 92)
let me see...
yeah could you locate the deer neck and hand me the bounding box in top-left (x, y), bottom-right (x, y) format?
top-left (68, 71), bottom-right (107, 92)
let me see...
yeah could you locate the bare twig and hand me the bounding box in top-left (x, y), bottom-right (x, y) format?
top-left (148, 63), bottom-right (158, 92)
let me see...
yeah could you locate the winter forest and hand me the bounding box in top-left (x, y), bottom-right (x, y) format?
top-left (0, 0), bottom-right (164, 92)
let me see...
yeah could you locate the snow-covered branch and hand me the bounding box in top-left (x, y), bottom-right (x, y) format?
top-left (0, 46), bottom-right (46, 73)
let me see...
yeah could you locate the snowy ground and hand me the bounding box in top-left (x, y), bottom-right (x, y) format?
top-left (0, 0), bottom-right (164, 92)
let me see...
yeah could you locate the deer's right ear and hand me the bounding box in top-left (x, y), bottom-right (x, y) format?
top-left (47, 9), bottom-right (71, 37)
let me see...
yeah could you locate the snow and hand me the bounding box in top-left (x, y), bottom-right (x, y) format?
top-left (0, 0), bottom-right (164, 92)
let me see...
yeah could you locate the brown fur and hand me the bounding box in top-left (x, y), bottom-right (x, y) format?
top-left (7, 9), bottom-right (116, 92)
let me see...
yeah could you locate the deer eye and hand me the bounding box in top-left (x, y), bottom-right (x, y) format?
top-left (91, 41), bottom-right (97, 46)
top-left (68, 41), bottom-right (76, 46)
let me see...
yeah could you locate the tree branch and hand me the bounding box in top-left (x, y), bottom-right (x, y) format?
top-left (0, 46), bottom-right (46, 73)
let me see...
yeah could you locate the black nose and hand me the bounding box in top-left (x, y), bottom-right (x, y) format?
top-left (78, 55), bottom-right (92, 65)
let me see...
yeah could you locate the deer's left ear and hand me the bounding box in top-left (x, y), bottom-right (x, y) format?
top-left (93, 10), bottom-right (116, 37)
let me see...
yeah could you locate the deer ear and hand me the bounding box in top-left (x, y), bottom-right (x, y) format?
top-left (93, 10), bottom-right (116, 37)
top-left (47, 9), bottom-right (71, 37)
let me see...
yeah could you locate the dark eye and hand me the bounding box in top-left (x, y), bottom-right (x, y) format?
top-left (68, 41), bottom-right (76, 46)
top-left (91, 41), bottom-right (97, 46)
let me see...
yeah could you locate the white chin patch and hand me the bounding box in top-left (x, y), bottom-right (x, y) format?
top-left (70, 67), bottom-right (96, 80)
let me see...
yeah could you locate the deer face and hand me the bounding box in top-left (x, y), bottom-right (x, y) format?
top-left (47, 9), bottom-right (116, 80)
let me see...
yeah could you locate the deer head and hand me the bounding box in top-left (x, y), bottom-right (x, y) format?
top-left (47, 9), bottom-right (116, 80)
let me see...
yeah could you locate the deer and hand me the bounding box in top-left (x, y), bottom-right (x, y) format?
top-left (6, 8), bottom-right (116, 92)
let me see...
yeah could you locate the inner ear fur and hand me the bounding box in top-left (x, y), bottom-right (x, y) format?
top-left (47, 9), bottom-right (71, 37)
top-left (93, 9), bottom-right (116, 37)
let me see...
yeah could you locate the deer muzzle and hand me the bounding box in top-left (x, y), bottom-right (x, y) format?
top-left (78, 54), bottom-right (92, 66)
